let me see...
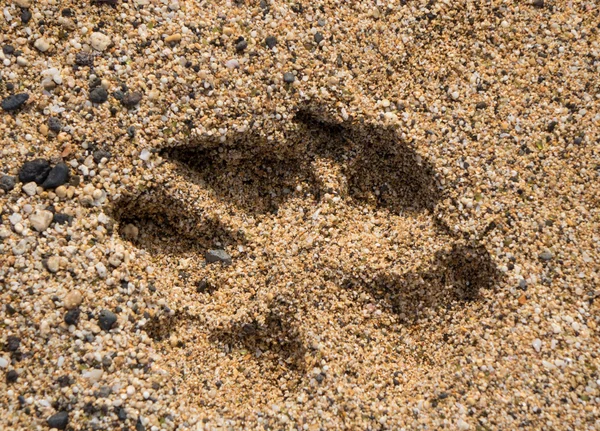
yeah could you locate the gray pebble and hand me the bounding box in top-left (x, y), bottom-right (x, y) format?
top-left (283, 72), bottom-right (295, 83)
top-left (539, 251), bottom-right (553, 261)
top-left (205, 249), bottom-right (232, 265)
top-left (98, 309), bottom-right (117, 331)
top-left (47, 411), bottom-right (69, 430)
top-left (48, 117), bottom-right (63, 132)
top-left (89, 87), bottom-right (108, 104)
top-left (265, 35), bottom-right (277, 49)
top-left (0, 175), bottom-right (16, 192)
top-left (1, 93), bottom-right (29, 111)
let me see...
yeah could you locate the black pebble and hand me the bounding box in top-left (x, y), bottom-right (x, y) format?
top-left (283, 72), bottom-right (295, 83)
top-left (136, 418), bottom-right (146, 431)
top-left (47, 411), bottom-right (69, 430)
top-left (532, 0), bottom-right (544, 7)
top-left (0, 175), bottom-right (16, 192)
top-left (42, 163), bottom-right (70, 189)
top-left (2, 45), bottom-right (15, 56)
top-left (117, 407), bottom-right (128, 421)
top-left (235, 39), bottom-right (248, 52)
top-left (21, 9), bottom-right (32, 24)
top-left (127, 126), bottom-right (136, 138)
top-left (89, 87), bottom-right (108, 104)
top-left (6, 370), bottom-right (18, 383)
top-left (547, 121), bottom-right (557, 132)
top-left (265, 35), bottom-right (277, 49)
top-left (48, 117), bottom-right (63, 132)
top-left (1, 93), bottom-right (29, 111)
top-left (64, 308), bottom-right (81, 325)
top-left (314, 32), bottom-right (324, 44)
top-left (6, 335), bottom-right (20, 351)
top-left (19, 159), bottom-right (51, 184)
top-left (476, 102), bottom-right (488, 110)
top-left (53, 213), bottom-right (73, 225)
top-left (98, 309), bottom-right (117, 331)
top-left (92, 149), bottom-right (111, 164)
top-left (574, 136), bottom-right (583, 145)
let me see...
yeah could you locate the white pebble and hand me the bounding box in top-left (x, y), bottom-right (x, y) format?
top-left (96, 262), bottom-right (108, 278)
top-left (532, 339), bottom-right (542, 353)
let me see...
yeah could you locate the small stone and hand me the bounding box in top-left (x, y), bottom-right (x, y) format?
top-left (46, 256), bottom-right (60, 273)
top-left (165, 33), bottom-right (182, 44)
top-left (19, 159), bottom-right (51, 184)
top-left (265, 35), bottom-right (277, 49)
top-left (314, 32), bottom-right (324, 44)
top-left (30, 210), bottom-right (54, 232)
top-left (75, 51), bottom-right (95, 66)
top-left (2, 45), bottom-right (15, 56)
top-left (547, 121), bottom-right (557, 132)
top-left (48, 117), bottom-right (62, 132)
top-left (89, 87), bottom-right (108, 104)
top-left (539, 251), bottom-right (553, 261)
top-left (96, 262), bottom-right (108, 278)
top-left (98, 309), bottom-right (117, 331)
top-left (205, 249), bottom-right (232, 265)
top-left (90, 32), bottom-right (111, 51)
top-left (283, 72), bottom-right (295, 83)
top-left (0, 357), bottom-right (8, 367)
top-left (15, 0), bottom-right (31, 7)
top-left (64, 308), bottom-right (80, 325)
top-left (235, 39), bottom-right (248, 52)
top-left (476, 102), bottom-right (488, 110)
top-left (64, 290), bottom-right (83, 309)
top-left (0, 175), bottom-right (16, 192)
top-left (53, 213), bottom-right (72, 225)
top-left (532, 338), bottom-right (542, 352)
top-left (93, 150), bottom-right (111, 164)
top-left (225, 59), bottom-right (239, 69)
top-left (532, 0), bottom-right (544, 7)
top-left (47, 411), bottom-right (69, 430)
top-left (20, 8), bottom-right (31, 24)
top-left (5, 336), bottom-right (20, 351)
top-left (34, 38), bottom-right (51, 52)
top-left (42, 163), bottom-right (69, 189)
top-left (22, 182), bottom-right (37, 196)
top-left (1, 93), bottom-right (29, 111)
top-left (121, 91), bottom-right (142, 108)
top-left (6, 369), bottom-right (18, 384)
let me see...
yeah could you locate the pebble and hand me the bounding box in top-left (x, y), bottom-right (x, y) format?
top-left (165, 33), bottom-right (182, 44)
top-left (96, 262), bottom-right (108, 278)
top-left (539, 251), bottom-right (553, 261)
top-left (314, 32), bottom-right (324, 44)
top-left (6, 369), bottom-right (18, 383)
top-left (14, 0), bottom-right (31, 7)
top-left (18, 159), bottom-right (51, 184)
top-left (22, 182), bottom-right (37, 196)
top-left (64, 308), bottom-right (80, 325)
top-left (29, 210), bottom-right (53, 232)
top-left (205, 249), bottom-right (232, 265)
top-left (48, 117), bottom-right (62, 132)
top-left (53, 213), bottom-right (72, 224)
top-left (41, 163), bottom-right (70, 189)
top-left (64, 290), bottom-right (83, 309)
top-left (46, 256), bottom-right (60, 273)
top-left (0, 175), bottom-right (16, 192)
top-left (532, 0), bottom-right (545, 7)
top-left (98, 309), bottom-right (117, 331)
top-left (90, 32), bottom-right (111, 51)
top-left (89, 87), bottom-right (109, 104)
top-left (121, 91), bottom-right (143, 108)
top-left (6, 336), bottom-right (20, 351)
top-left (265, 35), bottom-right (277, 49)
top-left (20, 8), bottom-right (31, 24)
top-left (34, 38), bottom-right (50, 52)
top-left (47, 411), bottom-right (69, 430)
top-left (283, 72), bottom-right (295, 83)
top-left (225, 59), bottom-right (239, 69)
top-left (1, 93), bottom-right (29, 111)
top-left (532, 338), bottom-right (542, 352)
top-left (122, 223), bottom-right (139, 240)
top-left (235, 39), bottom-right (248, 52)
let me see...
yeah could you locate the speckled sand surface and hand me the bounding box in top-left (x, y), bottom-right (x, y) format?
top-left (1, 0), bottom-right (599, 430)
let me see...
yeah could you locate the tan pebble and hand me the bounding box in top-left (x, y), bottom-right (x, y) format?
top-left (61, 144), bottom-right (72, 158)
top-left (46, 256), bottom-right (60, 273)
top-left (29, 210), bottom-right (53, 232)
top-left (14, 0), bottom-right (31, 7)
top-left (165, 33), bottom-right (182, 44)
top-left (64, 290), bottom-right (83, 309)
top-left (83, 184), bottom-right (96, 195)
top-left (55, 186), bottom-right (67, 198)
top-left (57, 132), bottom-right (69, 143)
top-left (39, 124), bottom-right (49, 136)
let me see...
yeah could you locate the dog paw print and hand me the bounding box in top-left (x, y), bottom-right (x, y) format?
top-left (112, 108), bottom-right (500, 405)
